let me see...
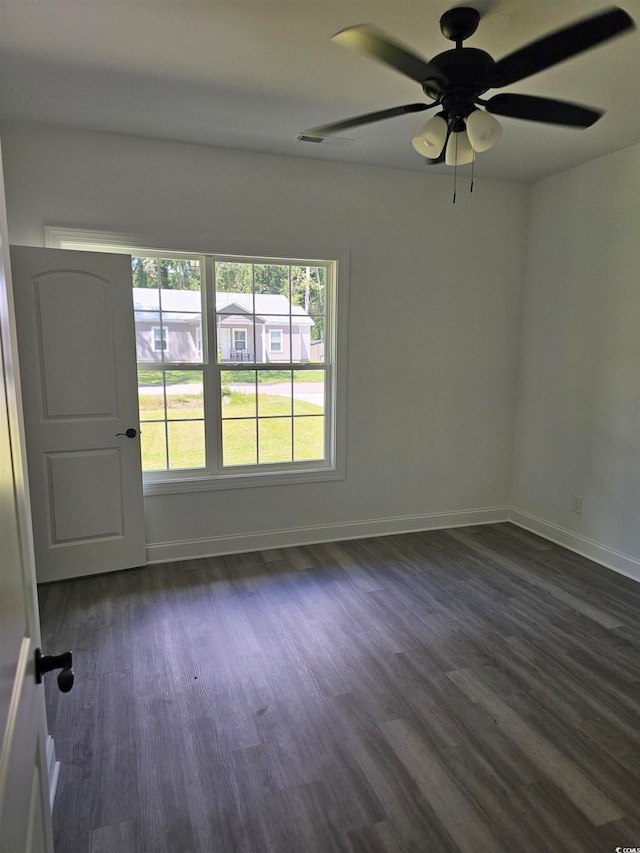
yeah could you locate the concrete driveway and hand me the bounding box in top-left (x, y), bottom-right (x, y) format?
top-left (230, 381), bottom-right (324, 407)
top-left (139, 380), bottom-right (324, 407)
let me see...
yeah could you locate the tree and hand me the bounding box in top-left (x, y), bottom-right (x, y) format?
top-left (214, 262), bottom-right (252, 292)
top-left (131, 257), bottom-right (201, 290)
top-left (291, 266), bottom-right (325, 340)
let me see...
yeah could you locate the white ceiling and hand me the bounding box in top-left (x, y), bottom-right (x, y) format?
top-left (0, 0), bottom-right (638, 182)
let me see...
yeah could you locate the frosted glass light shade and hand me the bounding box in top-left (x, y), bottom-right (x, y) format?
top-left (466, 109), bottom-right (503, 152)
top-left (445, 130), bottom-right (475, 166)
top-left (411, 114), bottom-right (448, 159)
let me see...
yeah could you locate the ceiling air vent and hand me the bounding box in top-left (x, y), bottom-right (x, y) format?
top-left (296, 133), bottom-right (326, 144)
top-left (295, 133), bottom-right (353, 148)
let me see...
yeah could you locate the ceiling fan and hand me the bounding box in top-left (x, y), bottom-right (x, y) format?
top-left (305, 6), bottom-right (635, 166)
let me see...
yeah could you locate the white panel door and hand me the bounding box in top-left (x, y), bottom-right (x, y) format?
top-left (0, 145), bottom-right (54, 851)
top-left (10, 246), bottom-right (145, 583)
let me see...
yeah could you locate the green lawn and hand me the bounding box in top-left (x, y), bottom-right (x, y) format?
top-left (138, 369), bottom-right (197, 386)
top-left (138, 368), bottom-right (325, 387)
top-left (222, 369), bottom-right (325, 384)
top-left (139, 391), bottom-right (323, 470)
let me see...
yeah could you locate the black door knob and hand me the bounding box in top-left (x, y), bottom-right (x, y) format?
top-left (35, 648), bottom-right (74, 693)
top-left (115, 428), bottom-right (137, 438)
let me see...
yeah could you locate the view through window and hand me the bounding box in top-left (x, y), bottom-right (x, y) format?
top-left (133, 255), bottom-right (331, 478)
top-left (134, 257), bottom-right (205, 471)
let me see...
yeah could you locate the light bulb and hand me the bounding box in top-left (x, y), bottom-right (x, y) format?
top-left (445, 130), bottom-right (475, 166)
top-left (466, 109), bottom-right (502, 152)
top-left (411, 114), bottom-right (448, 159)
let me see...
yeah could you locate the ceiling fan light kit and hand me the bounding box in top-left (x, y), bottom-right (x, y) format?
top-left (411, 113), bottom-right (448, 158)
top-left (445, 129), bottom-right (475, 166)
top-left (466, 108), bottom-right (503, 153)
top-left (305, 4), bottom-right (635, 197)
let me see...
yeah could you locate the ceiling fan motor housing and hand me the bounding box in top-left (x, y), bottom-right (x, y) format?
top-left (439, 7), bottom-right (480, 43)
top-left (422, 48), bottom-right (495, 120)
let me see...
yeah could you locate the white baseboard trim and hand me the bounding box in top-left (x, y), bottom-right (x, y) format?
top-left (145, 506), bottom-right (509, 565)
top-left (46, 735), bottom-right (60, 810)
top-left (145, 505), bottom-right (640, 584)
top-left (508, 508), bottom-right (640, 583)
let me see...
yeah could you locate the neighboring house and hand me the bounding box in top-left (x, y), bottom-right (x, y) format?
top-left (133, 288), bottom-right (315, 363)
top-left (134, 287), bottom-right (201, 362)
top-left (216, 292), bottom-right (315, 363)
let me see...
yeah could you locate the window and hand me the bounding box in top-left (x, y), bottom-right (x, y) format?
top-left (233, 329), bottom-right (247, 351)
top-left (268, 330), bottom-right (283, 353)
top-left (152, 326), bottom-right (167, 352)
top-left (215, 260), bottom-right (329, 468)
top-left (134, 256), bottom-right (205, 472)
top-left (45, 228), bottom-right (346, 493)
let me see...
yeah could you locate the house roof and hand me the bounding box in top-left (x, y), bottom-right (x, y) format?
top-left (133, 288), bottom-right (314, 325)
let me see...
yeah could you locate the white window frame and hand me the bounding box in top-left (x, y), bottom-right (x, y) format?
top-left (45, 227), bottom-right (348, 495)
top-left (233, 329), bottom-right (247, 352)
top-left (152, 325), bottom-right (167, 352)
top-left (268, 329), bottom-right (283, 353)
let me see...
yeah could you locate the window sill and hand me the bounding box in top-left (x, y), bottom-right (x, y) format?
top-left (142, 464), bottom-right (344, 495)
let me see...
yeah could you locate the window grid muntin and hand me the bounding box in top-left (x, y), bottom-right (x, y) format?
top-left (134, 250), bottom-right (206, 472)
top-left (138, 365), bottom-right (206, 473)
top-left (213, 257), bottom-right (331, 473)
top-left (217, 362), bottom-right (328, 468)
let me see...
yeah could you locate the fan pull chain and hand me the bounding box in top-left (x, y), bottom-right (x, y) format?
top-left (470, 156), bottom-right (475, 194)
top-left (452, 132), bottom-right (458, 204)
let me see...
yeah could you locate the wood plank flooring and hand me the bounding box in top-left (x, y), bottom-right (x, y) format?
top-left (38, 523), bottom-right (640, 852)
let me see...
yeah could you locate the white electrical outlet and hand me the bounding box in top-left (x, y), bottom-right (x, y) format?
top-left (572, 495), bottom-right (583, 514)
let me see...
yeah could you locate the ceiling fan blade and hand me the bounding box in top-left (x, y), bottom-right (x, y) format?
top-left (305, 102), bottom-right (432, 136)
top-left (488, 6), bottom-right (635, 88)
top-left (485, 93), bottom-right (603, 127)
top-left (333, 24), bottom-right (446, 86)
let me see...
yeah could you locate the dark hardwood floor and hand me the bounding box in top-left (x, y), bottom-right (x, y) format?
top-left (38, 523), bottom-right (640, 853)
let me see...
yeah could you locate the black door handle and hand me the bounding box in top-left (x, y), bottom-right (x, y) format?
top-left (116, 428), bottom-right (137, 438)
top-left (35, 648), bottom-right (74, 693)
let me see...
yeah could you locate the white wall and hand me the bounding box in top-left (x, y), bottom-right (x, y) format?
top-left (0, 123), bottom-right (527, 563)
top-left (510, 144), bottom-right (640, 579)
